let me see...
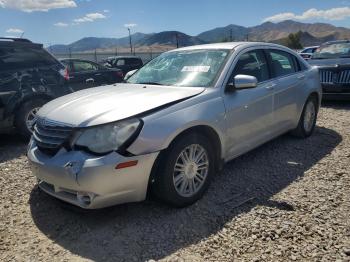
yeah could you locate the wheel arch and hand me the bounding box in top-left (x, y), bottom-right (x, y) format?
top-left (14, 93), bottom-right (53, 113)
top-left (147, 124), bottom-right (224, 198)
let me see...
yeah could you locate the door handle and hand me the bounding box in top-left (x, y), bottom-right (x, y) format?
top-left (95, 73), bottom-right (101, 76)
top-left (297, 75), bottom-right (305, 80)
top-left (86, 78), bottom-right (94, 83)
top-left (265, 83), bottom-right (276, 90)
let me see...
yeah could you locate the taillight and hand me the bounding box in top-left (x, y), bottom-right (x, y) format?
top-left (59, 67), bottom-right (70, 81)
top-left (115, 70), bottom-right (124, 78)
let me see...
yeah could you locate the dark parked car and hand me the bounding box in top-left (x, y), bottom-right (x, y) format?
top-left (60, 58), bottom-right (124, 91)
top-left (308, 40), bottom-right (350, 100)
top-left (0, 37), bottom-right (72, 138)
top-left (103, 56), bottom-right (143, 75)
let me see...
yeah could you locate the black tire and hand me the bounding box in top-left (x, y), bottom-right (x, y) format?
top-left (152, 133), bottom-right (215, 207)
top-left (15, 98), bottom-right (47, 139)
top-left (291, 96), bottom-right (318, 138)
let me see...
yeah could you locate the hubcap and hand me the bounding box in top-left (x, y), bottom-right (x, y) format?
top-left (173, 144), bottom-right (209, 197)
top-left (26, 107), bottom-right (40, 132)
top-left (303, 101), bottom-right (316, 132)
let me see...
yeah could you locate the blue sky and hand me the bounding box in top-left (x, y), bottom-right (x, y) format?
top-left (1, 0), bottom-right (350, 45)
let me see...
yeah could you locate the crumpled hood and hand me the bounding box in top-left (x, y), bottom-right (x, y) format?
top-left (308, 58), bottom-right (350, 68)
top-left (38, 83), bottom-right (205, 127)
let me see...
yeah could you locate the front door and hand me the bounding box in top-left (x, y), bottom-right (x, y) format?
top-left (223, 49), bottom-right (275, 159)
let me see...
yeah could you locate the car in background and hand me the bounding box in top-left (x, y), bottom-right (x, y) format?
top-left (0, 37), bottom-right (72, 138)
top-left (28, 42), bottom-right (321, 209)
top-left (308, 40), bottom-right (350, 100)
top-left (60, 58), bottom-right (124, 91)
top-left (299, 46), bottom-right (319, 60)
top-left (103, 56), bottom-right (143, 75)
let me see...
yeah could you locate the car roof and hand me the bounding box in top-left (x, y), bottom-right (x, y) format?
top-left (323, 40), bottom-right (350, 45)
top-left (303, 46), bottom-right (319, 49)
top-left (0, 37), bottom-right (42, 48)
top-left (105, 56), bottom-right (142, 59)
top-left (171, 41), bottom-right (292, 52)
top-left (59, 58), bottom-right (99, 63)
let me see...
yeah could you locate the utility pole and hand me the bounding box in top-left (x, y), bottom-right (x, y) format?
top-left (175, 33), bottom-right (179, 48)
top-left (128, 28), bottom-right (132, 54)
top-left (246, 33), bottom-right (249, 42)
top-left (230, 29), bottom-right (233, 42)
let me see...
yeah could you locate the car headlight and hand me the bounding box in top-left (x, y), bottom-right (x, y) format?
top-left (75, 118), bottom-right (142, 154)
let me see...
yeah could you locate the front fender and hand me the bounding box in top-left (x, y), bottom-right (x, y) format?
top-left (127, 94), bottom-right (227, 158)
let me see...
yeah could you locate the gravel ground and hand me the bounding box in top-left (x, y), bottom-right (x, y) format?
top-left (1, 102), bottom-right (349, 262)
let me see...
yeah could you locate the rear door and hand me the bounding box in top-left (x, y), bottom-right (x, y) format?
top-left (70, 60), bottom-right (100, 90)
top-left (114, 58), bottom-right (127, 74)
top-left (265, 49), bottom-right (303, 133)
top-left (0, 45), bottom-right (65, 115)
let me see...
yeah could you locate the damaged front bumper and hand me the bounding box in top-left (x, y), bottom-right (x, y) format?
top-left (27, 140), bottom-right (159, 209)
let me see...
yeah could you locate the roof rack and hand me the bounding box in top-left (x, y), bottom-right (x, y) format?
top-left (0, 37), bottom-right (32, 43)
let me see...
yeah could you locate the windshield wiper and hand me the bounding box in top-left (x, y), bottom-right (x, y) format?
top-left (137, 82), bottom-right (162, 85)
top-left (340, 55), bottom-right (350, 58)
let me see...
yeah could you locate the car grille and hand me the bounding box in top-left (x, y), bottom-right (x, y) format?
top-left (319, 69), bottom-right (350, 84)
top-left (33, 117), bottom-right (74, 156)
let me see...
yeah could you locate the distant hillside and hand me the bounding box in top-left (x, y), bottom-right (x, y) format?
top-left (49, 33), bottom-right (150, 53)
top-left (248, 20), bottom-right (350, 42)
top-left (137, 31), bottom-right (205, 46)
top-left (48, 20), bottom-right (350, 53)
top-left (274, 31), bottom-right (338, 47)
top-left (197, 24), bottom-right (248, 42)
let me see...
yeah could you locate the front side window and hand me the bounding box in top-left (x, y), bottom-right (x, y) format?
top-left (268, 50), bottom-right (296, 77)
top-left (127, 49), bottom-right (230, 87)
top-left (231, 50), bottom-right (269, 83)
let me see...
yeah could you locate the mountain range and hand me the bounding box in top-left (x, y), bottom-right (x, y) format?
top-left (49, 20), bottom-right (350, 53)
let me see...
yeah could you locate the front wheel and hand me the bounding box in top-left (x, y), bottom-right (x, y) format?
top-left (291, 96), bottom-right (318, 138)
top-left (15, 99), bottom-right (47, 139)
top-left (152, 133), bottom-right (215, 207)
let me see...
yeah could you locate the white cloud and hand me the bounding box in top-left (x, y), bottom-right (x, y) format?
top-left (6, 28), bottom-right (24, 34)
top-left (0, 0), bottom-right (77, 12)
top-left (73, 12), bottom-right (106, 23)
top-left (54, 22), bottom-right (69, 27)
top-left (103, 9), bottom-right (109, 13)
top-left (263, 7), bottom-right (350, 22)
top-left (124, 23), bottom-right (137, 28)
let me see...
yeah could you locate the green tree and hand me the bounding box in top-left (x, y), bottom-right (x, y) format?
top-left (283, 31), bottom-right (303, 49)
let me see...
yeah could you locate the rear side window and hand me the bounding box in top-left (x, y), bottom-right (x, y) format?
top-left (231, 50), bottom-right (270, 83)
top-left (127, 58), bottom-right (142, 66)
top-left (267, 50), bottom-right (297, 77)
top-left (73, 61), bottom-right (98, 72)
top-left (116, 59), bottom-right (125, 66)
top-left (0, 46), bottom-right (58, 71)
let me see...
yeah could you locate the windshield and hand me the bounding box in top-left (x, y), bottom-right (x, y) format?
top-left (312, 42), bottom-right (350, 59)
top-left (127, 49), bottom-right (230, 87)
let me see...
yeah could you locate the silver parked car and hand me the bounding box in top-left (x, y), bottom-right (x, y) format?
top-left (28, 42), bottom-right (321, 209)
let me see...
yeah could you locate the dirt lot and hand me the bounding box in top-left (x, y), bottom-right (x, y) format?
top-left (1, 102), bottom-right (349, 262)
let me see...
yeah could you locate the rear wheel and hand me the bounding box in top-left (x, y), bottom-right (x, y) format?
top-left (291, 96), bottom-right (318, 138)
top-left (15, 99), bottom-right (47, 139)
top-left (152, 133), bottom-right (215, 207)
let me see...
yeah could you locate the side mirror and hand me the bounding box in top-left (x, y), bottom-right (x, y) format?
top-left (227, 74), bottom-right (258, 91)
top-left (124, 69), bottom-right (138, 80)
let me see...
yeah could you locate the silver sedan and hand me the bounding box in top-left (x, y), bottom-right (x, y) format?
top-left (27, 42), bottom-right (321, 209)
